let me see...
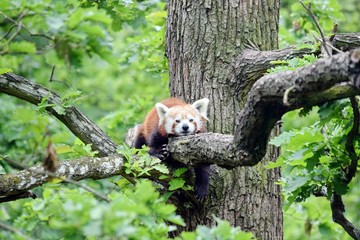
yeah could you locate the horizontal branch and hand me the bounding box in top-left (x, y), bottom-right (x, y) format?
top-left (234, 33), bottom-right (360, 89)
top-left (0, 155), bottom-right (125, 196)
top-left (1, 48), bottom-right (360, 196)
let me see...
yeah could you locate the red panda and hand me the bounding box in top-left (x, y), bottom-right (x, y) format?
top-left (134, 97), bottom-right (210, 199)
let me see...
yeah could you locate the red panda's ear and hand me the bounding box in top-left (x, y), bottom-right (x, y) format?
top-left (155, 103), bottom-right (168, 125)
top-left (192, 98), bottom-right (209, 121)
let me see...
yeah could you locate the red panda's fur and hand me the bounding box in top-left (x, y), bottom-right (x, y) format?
top-left (137, 98), bottom-right (206, 142)
top-left (134, 97), bottom-right (210, 200)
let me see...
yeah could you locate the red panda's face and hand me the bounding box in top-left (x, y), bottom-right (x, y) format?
top-left (163, 105), bottom-right (202, 136)
top-left (156, 98), bottom-right (209, 136)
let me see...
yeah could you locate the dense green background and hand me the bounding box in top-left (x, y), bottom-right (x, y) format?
top-left (0, 0), bottom-right (359, 239)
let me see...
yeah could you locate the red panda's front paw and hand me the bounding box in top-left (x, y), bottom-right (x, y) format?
top-left (158, 144), bottom-right (169, 160)
top-left (148, 145), bottom-right (169, 161)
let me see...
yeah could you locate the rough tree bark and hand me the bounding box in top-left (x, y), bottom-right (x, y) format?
top-left (166, 1), bottom-right (283, 238)
top-left (165, 1), bottom-right (358, 239)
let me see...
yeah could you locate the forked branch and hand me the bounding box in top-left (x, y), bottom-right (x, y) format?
top-left (0, 48), bottom-right (360, 196)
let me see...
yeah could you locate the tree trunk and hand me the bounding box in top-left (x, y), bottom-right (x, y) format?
top-left (166, 0), bottom-right (283, 238)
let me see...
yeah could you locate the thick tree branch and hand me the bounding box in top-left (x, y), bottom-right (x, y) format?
top-left (0, 73), bottom-right (118, 157)
top-left (331, 193), bottom-right (360, 240)
top-left (1, 49), bottom-right (360, 196)
top-left (233, 33), bottom-right (360, 90)
top-left (166, 49), bottom-right (360, 167)
top-left (0, 191), bottom-right (36, 203)
top-left (332, 33), bottom-right (360, 52)
top-left (0, 155), bottom-right (125, 196)
top-left (233, 49), bottom-right (360, 164)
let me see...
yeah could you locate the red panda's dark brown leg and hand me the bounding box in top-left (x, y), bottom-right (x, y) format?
top-left (148, 129), bottom-right (169, 160)
top-left (134, 133), bottom-right (146, 149)
top-left (194, 165), bottom-right (210, 200)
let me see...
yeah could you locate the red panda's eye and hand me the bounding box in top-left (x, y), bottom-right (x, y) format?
top-left (189, 119), bottom-right (193, 122)
top-left (175, 120), bottom-right (180, 123)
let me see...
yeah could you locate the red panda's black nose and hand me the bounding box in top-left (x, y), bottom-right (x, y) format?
top-left (182, 124), bottom-right (189, 131)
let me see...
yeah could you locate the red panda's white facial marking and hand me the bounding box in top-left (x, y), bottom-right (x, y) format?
top-left (156, 98), bottom-right (209, 136)
top-left (169, 113), bottom-right (197, 136)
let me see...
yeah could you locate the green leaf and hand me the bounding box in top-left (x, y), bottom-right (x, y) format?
top-left (213, 218), bottom-right (233, 239)
top-left (159, 174), bottom-right (170, 180)
top-left (152, 164), bottom-right (169, 174)
top-left (196, 226), bottom-right (214, 240)
top-left (32, 199), bottom-right (46, 211)
top-left (284, 176), bottom-right (308, 192)
top-left (166, 214), bottom-right (185, 226)
top-left (168, 178), bottom-right (185, 191)
top-left (318, 222), bottom-right (333, 237)
top-left (305, 150), bottom-right (322, 171)
top-left (269, 131), bottom-right (294, 147)
top-left (332, 177), bottom-right (349, 195)
top-left (0, 163), bottom-right (5, 174)
top-left (180, 231), bottom-right (196, 240)
top-left (287, 129), bottom-right (324, 151)
top-left (173, 168), bottom-right (187, 177)
top-left (55, 144), bottom-right (72, 154)
top-left (134, 180), bottom-right (158, 202)
top-left (234, 231), bottom-right (256, 240)
top-left (0, 68), bottom-right (12, 74)
top-left (265, 156), bottom-right (286, 169)
top-left (53, 105), bottom-right (66, 115)
top-left (8, 41), bottom-right (36, 54)
top-left (82, 220), bottom-right (102, 237)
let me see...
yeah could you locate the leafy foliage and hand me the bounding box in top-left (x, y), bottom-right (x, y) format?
top-left (273, 1), bottom-right (360, 238)
top-left (118, 145), bottom-right (192, 192)
top-left (177, 217), bottom-right (256, 240)
top-left (268, 99), bottom-right (359, 239)
top-left (0, 0), bottom-right (359, 239)
top-left (279, 0), bottom-right (359, 47)
top-left (119, 144), bottom-right (169, 177)
top-left (267, 54), bottom-right (318, 74)
top-left (1, 181), bottom-right (184, 239)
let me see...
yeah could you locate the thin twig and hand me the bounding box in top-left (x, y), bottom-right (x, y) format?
top-left (0, 11), bottom-right (18, 24)
top-left (30, 168), bottom-right (111, 202)
top-left (0, 10), bottom-right (53, 50)
top-left (0, 10), bottom-right (28, 50)
top-left (49, 66), bottom-right (56, 81)
top-left (299, 0), bottom-right (331, 56)
top-left (329, 23), bottom-right (338, 42)
top-left (312, 33), bottom-right (343, 53)
top-left (48, 66), bottom-right (71, 88)
top-left (0, 24), bottom-right (16, 41)
top-left (0, 221), bottom-right (35, 240)
top-left (0, 20), bottom-right (23, 51)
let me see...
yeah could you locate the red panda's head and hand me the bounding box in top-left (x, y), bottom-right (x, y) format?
top-left (156, 98), bottom-right (209, 136)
